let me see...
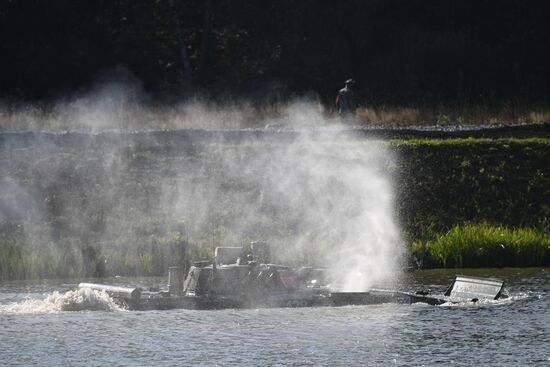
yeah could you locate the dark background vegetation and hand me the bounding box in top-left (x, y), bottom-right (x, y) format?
top-left (1, 0), bottom-right (550, 107)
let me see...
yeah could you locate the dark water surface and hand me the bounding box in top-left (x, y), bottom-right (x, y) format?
top-left (1, 268), bottom-right (548, 366)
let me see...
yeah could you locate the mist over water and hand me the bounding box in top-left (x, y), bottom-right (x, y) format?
top-left (0, 81), bottom-right (403, 291)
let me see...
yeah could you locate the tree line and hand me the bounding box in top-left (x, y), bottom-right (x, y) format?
top-left (1, 0), bottom-right (549, 107)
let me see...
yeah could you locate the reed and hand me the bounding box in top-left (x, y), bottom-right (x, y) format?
top-left (412, 223), bottom-right (550, 268)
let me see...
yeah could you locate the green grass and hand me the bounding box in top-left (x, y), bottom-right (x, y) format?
top-left (412, 223), bottom-right (550, 268)
top-left (388, 137), bottom-right (550, 147)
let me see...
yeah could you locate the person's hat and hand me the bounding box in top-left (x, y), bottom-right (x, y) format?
top-left (345, 78), bottom-right (355, 85)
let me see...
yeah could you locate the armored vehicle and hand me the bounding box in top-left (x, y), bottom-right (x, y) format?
top-left (180, 242), bottom-right (330, 309)
top-left (78, 243), bottom-right (507, 310)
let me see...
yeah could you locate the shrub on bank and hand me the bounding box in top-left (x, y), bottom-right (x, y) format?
top-left (412, 223), bottom-right (550, 268)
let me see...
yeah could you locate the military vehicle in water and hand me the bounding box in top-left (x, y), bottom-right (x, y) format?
top-left (79, 242), bottom-right (507, 310)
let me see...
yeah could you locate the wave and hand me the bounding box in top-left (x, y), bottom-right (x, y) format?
top-left (0, 287), bottom-right (124, 314)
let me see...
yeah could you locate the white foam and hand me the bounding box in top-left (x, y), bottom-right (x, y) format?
top-left (0, 288), bottom-right (123, 314)
top-left (438, 292), bottom-right (530, 308)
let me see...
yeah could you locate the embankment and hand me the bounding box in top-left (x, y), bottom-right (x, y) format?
top-left (1, 125), bottom-right (549, 279)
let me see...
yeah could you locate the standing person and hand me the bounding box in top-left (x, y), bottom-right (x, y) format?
top-left (335, 79), bottom-right (357, 116)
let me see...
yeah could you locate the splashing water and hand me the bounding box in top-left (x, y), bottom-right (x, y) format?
top-left (438, 292), bottom-right (532, 308)
top-left (0, 288), bottom-right (123, 314)
top-left (1, 91), bottom-right (404, 292)
top-left (318, 142), bottom-right (401, 292)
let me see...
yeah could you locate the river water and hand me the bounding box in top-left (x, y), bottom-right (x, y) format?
top-left (1, 268), bottom-right (548, 366)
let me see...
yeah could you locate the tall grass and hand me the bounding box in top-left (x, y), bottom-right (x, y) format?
top-left (412, 224), bottom-right (550, 268)
top-left (356, 104), bottom-right (550, 126)
top-left (2, 100), bottom-right (550, 132)
top-left (0, 229), bottom-right (213, 281)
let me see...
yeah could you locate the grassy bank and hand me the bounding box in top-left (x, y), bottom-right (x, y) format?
top-left (356, 105), bottom-right (550, 126)
top-left (1, 135), bottom-right (549, 279)
top-left (412, 223), bottom-right (550, 268)
top-left (0, 230), bottom-right (213, 281)
top-left (391, 138), bottom-right (550, 242)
